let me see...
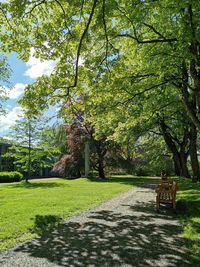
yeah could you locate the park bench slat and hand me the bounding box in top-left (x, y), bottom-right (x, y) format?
top-left (156, 177), bottom-right (177, 212)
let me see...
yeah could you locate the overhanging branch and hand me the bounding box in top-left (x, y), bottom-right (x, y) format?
top-left (67, 0), bottom-right (98, 91)
top-left (24, 0), bottom-right (46, 16)
top-left (117, 33), bottom-right (177, 44)
top-left (143, 22), bottom-right (169, 41)
top-left (54, 0), bottom-right (72, 37)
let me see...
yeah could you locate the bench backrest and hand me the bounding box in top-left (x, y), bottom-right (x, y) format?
top-left (158, 181), bottom-right (177, 200)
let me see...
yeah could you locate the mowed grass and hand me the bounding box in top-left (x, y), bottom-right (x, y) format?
top-left (1, 174), bottom-right (199, 263)
top-left (176, 178), bottom-right (200, 263)
top-left (0, 175), bottom-right (145, 252)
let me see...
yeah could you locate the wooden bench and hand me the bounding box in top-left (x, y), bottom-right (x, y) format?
top-left (156, 180), bottom-right (177, 212)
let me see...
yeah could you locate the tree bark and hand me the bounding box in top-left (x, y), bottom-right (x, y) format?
top-left (159, 119), bottom-right (190, 178)
top-left (180, 151), bottom-right (190, 178)
top-left (189, 124), bottom-right (200, 181)
top-left (94, 140), bottom-right (107, 179)
top-left (180, 5), bottom-right (200, 131)
top-left (98, 159), bottom-right (105, 179)
top-left (173, 155), bottom-right (181, 176)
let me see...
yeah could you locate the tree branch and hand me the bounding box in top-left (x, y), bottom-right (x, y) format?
top-left (149, 130), bottom-right (163, 136)
top-left (24, 0), bottom-right (46, 16)
top-left (67, 0), bottom-right (98, 92)
top-left (79, 0), bottom-right (85, 20)
top-left (117, 33), bottom-right (177, 44)
top-left (120, 73), bottom-right (158, 84)
top-left (107, 80), bottom-right (171, 110)
top-left (54, 0), bottom-right (72, 37)
top-left (102, 0), bottom-right (109, 69)
top-left (122, 80), bottom-right (171, 103)
top-left (143, 22), bottom-right (169, 41)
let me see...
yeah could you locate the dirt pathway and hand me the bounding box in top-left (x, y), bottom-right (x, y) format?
top-left (0, 179), bottom-right (192, 267)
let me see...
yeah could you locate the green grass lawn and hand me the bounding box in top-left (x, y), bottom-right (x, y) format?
top-left (1, 175), bottom-right (199, 264)
top-left (0, 175), bottom-right (147, 252)
top-left (176, 178), bottom-right (200, 263)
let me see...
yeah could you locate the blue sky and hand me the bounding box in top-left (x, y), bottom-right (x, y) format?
top-left (0, 51), bottom-right (57, 137)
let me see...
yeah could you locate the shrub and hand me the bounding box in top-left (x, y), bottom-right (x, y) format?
top-left (53, 154), bottom-right (82, 178)
top-left (0, 171), bottom-right (23, 183)
top-left (134, 165), bottom-right (151, 176)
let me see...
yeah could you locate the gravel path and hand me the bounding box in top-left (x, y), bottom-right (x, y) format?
top-left (0, 179), bottom-right (193, 267)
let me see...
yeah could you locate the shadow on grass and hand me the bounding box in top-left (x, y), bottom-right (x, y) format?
top-left (174, 178), bottom-right (200, 261)
top-left (7, 181), bottom-right (69, 190)
top-left (175, 177), bottom-right (200, 191)
top-left (88, 175), bottom-right (160, 188)
top-left (14, 199), bottom-right (194, 266)
top-left (176, 198), bottom-right (200, 258)
top-left (31, 215), bottom-right (62, 235)
top-left (176, 179), bottom-right (200, 217)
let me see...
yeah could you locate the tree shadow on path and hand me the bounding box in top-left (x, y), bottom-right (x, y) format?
top-left (12, 190), bottom-right (193, 267)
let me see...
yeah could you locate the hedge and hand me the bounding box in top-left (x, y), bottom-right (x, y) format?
top-left (0, 171), bottom-right (23, 183)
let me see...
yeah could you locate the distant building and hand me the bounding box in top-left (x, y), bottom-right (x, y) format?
top-left (0, 142), bottom-right (52, 177)
top-left (0, 142), bottom-right (13, 171)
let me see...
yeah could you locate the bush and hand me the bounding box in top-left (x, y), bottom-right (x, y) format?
top-left (134, 166), bottom-right (150, 176)
top-left (0, 171), bottom-right (23, 183)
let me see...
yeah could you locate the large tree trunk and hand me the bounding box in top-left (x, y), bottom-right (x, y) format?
top-left (94, 140), bottom-right (107, 179)
top-left (178, 6), bottom-right (200, 131)
top-left (98, 159), bottom-right (105, 179)
top-left (179, 129), bottom-right (190, 178)
top-left (180, 151), bottom-right (190, 178)
top-left (159, 119), bottom-right (190, 178)
top-left (159, 120), bottom-right (182, 175)
top-left (173, 156), bottom-right (181, 176)
top-left (189, 124), bottom-right (200, 181)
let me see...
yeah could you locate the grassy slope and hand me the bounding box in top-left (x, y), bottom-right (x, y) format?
top-left (0, 176), bottom-right (143, 252)
top-left (176, 178), bottom-right (200, 263)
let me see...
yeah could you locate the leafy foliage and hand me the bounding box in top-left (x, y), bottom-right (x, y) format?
top-left (4, 115), bottom-right (59, 180)
top-left (53, 123), bottom-right (85, 178)
top-left (1, 0), bottom-right (200, 179)
top-left (0, 55), bottom-right (11, 114)
top-left (0, 171), bottom-right (23, 183)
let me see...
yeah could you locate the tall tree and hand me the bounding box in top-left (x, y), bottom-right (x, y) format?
top-left (4, 114), bottom-right (56, 181)
top-left (0, 0), bottom-right (199, 128)
top-left (1, 0), bottom-right (200, 179)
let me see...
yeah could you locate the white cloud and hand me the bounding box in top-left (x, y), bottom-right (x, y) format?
top-left (8, 83), bottom-right (27, 99)
top-left (0, 106), bottom-right (24, 133)
top-left (0, 83), bottom-right (26, 100)
top-left (24, 48), bottom-right (57, 79)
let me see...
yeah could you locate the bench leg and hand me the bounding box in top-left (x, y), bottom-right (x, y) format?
top-left (156, 196), bottom-right (160, 212)
top-left (173, 199), bottom-right (176, 213)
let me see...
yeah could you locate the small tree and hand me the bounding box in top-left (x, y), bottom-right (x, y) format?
top-left (4, 114), bottom-right (58, 181)
top-left (53, 123), bottom-right (85, 178)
